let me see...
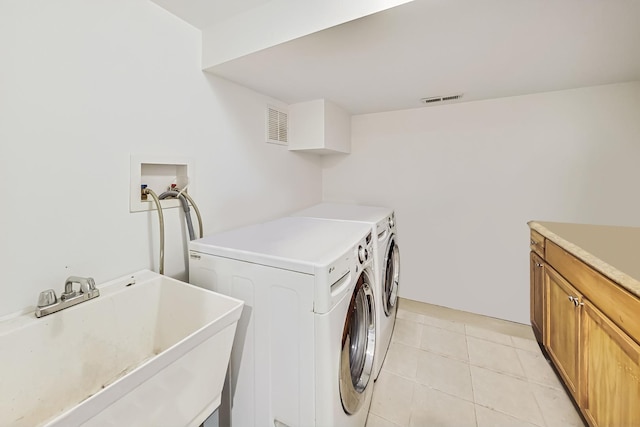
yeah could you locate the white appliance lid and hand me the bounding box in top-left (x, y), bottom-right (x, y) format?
top-left (291, 202), bottom-right (392, 223)
top-left (189, 217), bottom-right (371, 274)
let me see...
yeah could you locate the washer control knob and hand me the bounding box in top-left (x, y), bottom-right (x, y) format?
top-left (389, 216), bottom-right (395, 229)
top-left (358, 245), bottom-right (367, 263)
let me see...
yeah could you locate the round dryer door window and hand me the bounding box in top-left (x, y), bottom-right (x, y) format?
top-left (340, 270), bottom-right (376, 415)
top-left (384, 237), bottom-right (400, 316)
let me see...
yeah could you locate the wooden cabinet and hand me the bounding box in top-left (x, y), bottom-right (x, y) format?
top-left (530, 252), bottom-right (544, 343)
top-left (530, 229), bottom-right (545, 257)
top-left (545, 266), bottom-right (580, 398)
top-left (530, 227), bottom-right (640, 427)
top-left (581, 299), bottom-right (640, 427)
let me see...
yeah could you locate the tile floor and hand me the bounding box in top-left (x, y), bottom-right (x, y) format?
top-left (366, 299), bottom-right (586, 427)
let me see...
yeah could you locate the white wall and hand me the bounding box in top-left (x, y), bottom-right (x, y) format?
top-left (0, 0), bottom-right (322, 318)
top-left (322, 82), bottom-right (640, 324)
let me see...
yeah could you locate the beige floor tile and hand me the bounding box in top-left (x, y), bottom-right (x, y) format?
top-left (382, 341), bottom-right (421, 380)
top-left (472, 318), bottom-right (534, 341)
top-left (391, 318), bottom-right (422, 348)
top-left (370, 371), bottom-right (415, 427)
top-left (530, 383), bottom-right (585, 427)
top-left (375, 299), bottom-right (580, 427)
top-left (511, 336), bottom-right (542, 353)
top-left (470, 365), bottom-right (545, 426)
top-left (516, 348), bottom-right (564, 389)
top-left (398, 298), bottom-right (533, 340)
top-left (366, 413), bottom-right (403, 427)
top-left (420, 325), bottom-right (469, 361)
top-left (475, 405), bottom-right (541, 427)
top-left (467, 337), bottom-right (525, 378)
top-left (396, 308), bottom-right (425, 324)
top-left (415, 350), bottom-right (473, 401)
top-left (422, 315), bottom-right (466, 334)
top-left (409, 384), bottom-right (477, 427)
top-left (466, 324), bottom-right (513, 346)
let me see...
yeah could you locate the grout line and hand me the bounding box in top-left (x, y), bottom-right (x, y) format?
top-left (422, 321), bottom-right (467, 336)
top-left (466, 332), bottom-right (516, 348)
top-left (397, 313), bottom-right (467, 336)
top-left (472, 403), bottom-right (479, 427)
top-left (466, 332), bottom-right (480, 427)
top-left (463, 332), bottom-right (480, 425)
top-left (524, 385), bottom-right (549, 427)
top-left (466, 336), bottom-right (476, 399)
top-left (405, 379), bottom-right (417, 427)
top-left (514, 346), bottom-right (529, 381)
top-left (513, 348), bottom-right (566, 391)
top-left (414, 346), bottom-right (469, 364)
top-left (474, 402), bottom-right (547, 427)
top-left (368, 412), bottom-right (404, 427)
top-left (466, 362), bottom-right (528, 383)
top-left (463, 328), bottom-right (471, 370)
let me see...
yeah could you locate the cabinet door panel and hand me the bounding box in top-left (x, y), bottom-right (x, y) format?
top-left (582, 300), bottom-right (640, 427)
top-left (530, 252), bottom-right (544, 343)
top-left (546, 266), bottom-right (580, 397)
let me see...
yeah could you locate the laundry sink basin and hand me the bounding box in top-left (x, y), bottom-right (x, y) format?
top-left (0, 270), bottom-right (243, 427)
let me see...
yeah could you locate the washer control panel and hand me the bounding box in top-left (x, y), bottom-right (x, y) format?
top-left (356, 231), bottom-right (373, 267)
top-left (388, 212), bottom-right (396, 230)
top-left (358, 245), bottom-right (369, 263)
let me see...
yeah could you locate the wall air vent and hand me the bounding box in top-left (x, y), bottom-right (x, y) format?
top-left (266, 105), bottom-right (288, 145)
top-left (420, 94), bottom-right (464, 105)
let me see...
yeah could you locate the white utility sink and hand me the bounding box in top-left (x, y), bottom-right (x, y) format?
top-left (0, 270), bottom-right (243, 427)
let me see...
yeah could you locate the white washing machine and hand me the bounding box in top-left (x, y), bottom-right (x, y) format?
top-left (291, 203), bottom-right (400, 380)
top-left (188, 217), bottom-right (376, 427)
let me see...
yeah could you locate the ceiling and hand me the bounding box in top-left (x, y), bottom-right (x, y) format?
top-left (151, 0), bottom-right (273, 29)
top-left (163, 0), bottom-right (640, 115)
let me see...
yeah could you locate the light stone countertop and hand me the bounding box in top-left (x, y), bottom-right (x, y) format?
top-left (529, 221), bottom-right (640, 298)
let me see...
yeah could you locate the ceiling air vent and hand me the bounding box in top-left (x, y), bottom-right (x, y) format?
top-left (420, 94), bottom-right (464, 105)
top-left (266, 105), bottom-right (288, 145)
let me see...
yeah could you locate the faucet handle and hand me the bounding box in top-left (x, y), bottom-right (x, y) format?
top-left (37, 289), bottom-right (58, 308)
top-left (80, 277), bottom-right (96, 293)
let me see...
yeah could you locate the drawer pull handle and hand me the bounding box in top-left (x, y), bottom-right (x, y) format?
top-left (530, 239), bottom-right (536, 245)
top-left (535, 262), bottom-right (543, 268)
top-left (568, 296), bottom-right (581, 307)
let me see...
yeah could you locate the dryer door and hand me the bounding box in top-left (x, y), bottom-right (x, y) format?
top-left (383, 236), bottom-right (400, 316)
top-left (339, 269), bottom-right (376, 414)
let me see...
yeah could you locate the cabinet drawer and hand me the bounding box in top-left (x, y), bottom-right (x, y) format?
top-left (546, 240), bottom-right (640, 344)
top-left (530, 230), bottom-right (545, 257)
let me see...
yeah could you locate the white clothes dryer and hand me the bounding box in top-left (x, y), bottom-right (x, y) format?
top-left (291, 203), bottom-right (400, 380)
top-left (188, 217), bottom-right (376, 427)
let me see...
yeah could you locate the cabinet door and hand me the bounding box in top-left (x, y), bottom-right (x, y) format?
top-left (581, 299), bottom-right (640, 427)
top-left (530, 252), bottom-right (544, 343)
top-left (545, 266), bottom-right (580, 397)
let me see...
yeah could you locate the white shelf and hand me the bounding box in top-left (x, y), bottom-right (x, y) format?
top-left (288, 99), bottom-right (351, 155)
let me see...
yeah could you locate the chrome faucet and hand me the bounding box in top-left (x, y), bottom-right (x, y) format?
top-left (35, 276), bottom-right (100, 318)
top-left (62, 276), bottom-right (96, 300)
